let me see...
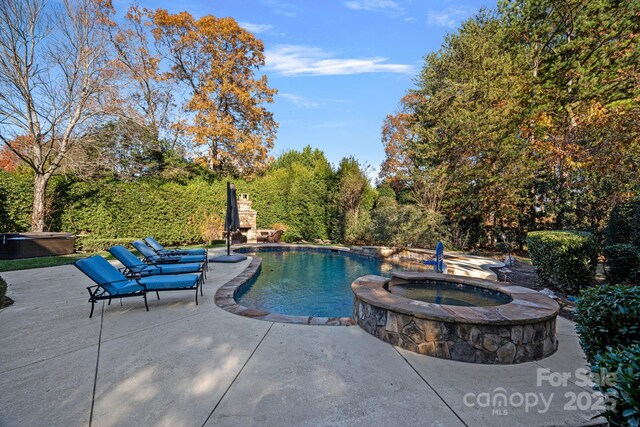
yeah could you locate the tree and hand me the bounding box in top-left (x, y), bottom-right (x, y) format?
top-left (0, 0), bottom-right (117, 231)
top-left (501, 0), bottom-right (640, 228)
top-left (331, 157), bottom-right (375, 244)
top-left (109, 5), bottom-right (179, 149)
top-left (152, 9), bottom-right (277, 176)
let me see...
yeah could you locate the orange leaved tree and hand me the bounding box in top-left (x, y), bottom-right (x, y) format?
top-left (152, 9), bottom-right (277, 175)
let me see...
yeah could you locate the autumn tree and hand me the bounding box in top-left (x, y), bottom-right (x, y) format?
top-left (0, 0), bottom-right (117, 231)
top-left (109, 5), bottom-right (177, 148)
top-left (501, 0), bottom-right (640, 228)
top-left (152, 9), bottom-right (277, 176)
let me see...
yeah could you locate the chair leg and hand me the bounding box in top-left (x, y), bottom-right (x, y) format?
top-left (156, 291), bottom-right (160, 300)
top-left (143, 293), bottom-right (149, 311)
top-left (89, 301), bottom-right (95, 318)
top-left (108, 298), bottom-right (112, 305)
top-left (195, 287), bottom-right (199, 305)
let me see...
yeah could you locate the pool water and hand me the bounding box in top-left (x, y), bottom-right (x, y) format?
top-left (236, 250), bottom-right (421, 318)
top-left (389, 282), bottom-right (512, 307)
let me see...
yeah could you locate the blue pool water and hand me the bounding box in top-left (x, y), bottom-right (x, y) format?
top-left (236, 250), bottom-right (415, 318)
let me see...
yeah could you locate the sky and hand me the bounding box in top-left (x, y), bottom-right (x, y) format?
top-left (114, 0), bottom-right (495, 176)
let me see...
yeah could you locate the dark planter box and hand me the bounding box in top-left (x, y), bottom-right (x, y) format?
top-left (0, 233), bottom-right (75, 259)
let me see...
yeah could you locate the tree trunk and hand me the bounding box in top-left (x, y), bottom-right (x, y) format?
top-left (31, 173), bottom-right (49, 232)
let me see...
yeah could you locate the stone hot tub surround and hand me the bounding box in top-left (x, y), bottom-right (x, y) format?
top-left (352, 272), bottom-right (560, 364)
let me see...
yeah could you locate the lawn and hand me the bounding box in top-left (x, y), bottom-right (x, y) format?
top-left (0, 243), bottom-right (226, 273)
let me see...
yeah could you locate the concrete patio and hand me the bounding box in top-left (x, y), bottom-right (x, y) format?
top-left (0, 250), bottom-right (603, 426)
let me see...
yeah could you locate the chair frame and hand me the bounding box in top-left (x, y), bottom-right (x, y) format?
top-left (85, 281), bottom-right (148, 318)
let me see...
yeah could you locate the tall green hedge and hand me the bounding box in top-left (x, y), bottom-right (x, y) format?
top-left (526, 230), bottom-right (598, 294)
top-left (576, 285), bottom-right (640, 426)
top-left (0, 155), bottom-right (338, 245)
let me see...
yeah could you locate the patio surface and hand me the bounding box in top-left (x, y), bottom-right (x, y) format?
top-left (0, 249), bottom-right (603, 426)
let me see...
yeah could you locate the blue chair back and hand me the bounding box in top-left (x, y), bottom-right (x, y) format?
top-left (131, 240), bottom-right (159, 260)
top-left (75, 255), bottom-right (130, 296)
top-left (144, 237), bottom-right (164, 252)
top-left (435, 241), bottom-right (444, 273)
top-left (108, 245), bottom-right (146, 269)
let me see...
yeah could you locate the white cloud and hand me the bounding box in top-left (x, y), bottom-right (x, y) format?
top-left (262, 0), bottom-right (299, 18)
top-left (344, 0), bottom-right (404, 15)
top-left (279, 93), bottom-right (320, 109)
top-left (427, 7), bottom-right (472, 28)
top-left (239, 22), bottom-right (275, 34)
top-left (265, 45), bottom-right (414, 77)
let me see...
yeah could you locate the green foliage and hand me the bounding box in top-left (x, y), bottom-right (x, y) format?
top-left (0, 170), bottom-right (34, 232)
top-left (370, 196), bottom-right (450, 248)
top-left (0, 275), bottom-right (7, 300)
top-left (590, 345), bottom-right (640, 427)
top-left (604, 244), bottom-right (640, 285)
top-left (605, 202), bottom-right (640, 248)
top-left (526, 231), bottom-right (598, 294)
top-left (575, 284), bottom-right (640, 363)
top-left (76, 237), bottom-right (141, 252)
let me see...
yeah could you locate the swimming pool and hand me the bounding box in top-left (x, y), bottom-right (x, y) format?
top-left (235, 250), bottom-right (417, 318)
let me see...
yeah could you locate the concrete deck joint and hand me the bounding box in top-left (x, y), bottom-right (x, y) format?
top-left (200, 322), bottom-right (275, 427)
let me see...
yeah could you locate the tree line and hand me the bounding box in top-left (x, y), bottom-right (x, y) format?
top-left (0, 0), bottom-right (276, 231)
top-left (380, 0), bottom-right (639, 248)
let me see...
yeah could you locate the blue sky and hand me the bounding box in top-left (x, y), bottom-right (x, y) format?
top-left (116, 0), bottom-right (494, 176)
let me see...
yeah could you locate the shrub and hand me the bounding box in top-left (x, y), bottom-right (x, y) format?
top-left (526, 231), bottom-right (598, 294)
top-left (604, 244), bottom-right (640, 285)
top-left (0, 276), bottom-right (7, 301)
top-left (590, 344), bottom-right (640, 427)
top-left (575, 284), bottom-right (640, 363)
top-left (75, 237), bottom-right (138, 252)
top-left (604, 201), bottom-right (640, 247)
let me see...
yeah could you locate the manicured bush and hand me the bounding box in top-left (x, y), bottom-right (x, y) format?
top-left (604, 244), bottom-right (640, 285)
top-left (75, 237), bottom-right (140, 252)
top-left (0, 276), bottom-right (7, 301)
top-left (590, 344), bottom-right (640, 427)
top-left (604, 201), bottom-right (640, 248)
top-left (575, 284), bottom-right (640, 363)
top-left (526, 231), bottom-right (598, 294)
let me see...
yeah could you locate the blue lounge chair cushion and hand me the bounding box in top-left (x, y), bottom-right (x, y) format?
top-left (108, 246), bottom-right (202, 276)
top-left (75, 256), bottom-right (145, 296)
top-left (145, 237), bottom-right (206, 255)
top-left (139, 274), bottom-right (200, 290)
top-left (140, 263), bottom-right (203, 276)
top-left (132, 240), bottom-right (206, 264)
top-left (108, 245), bottom-right (146, 269)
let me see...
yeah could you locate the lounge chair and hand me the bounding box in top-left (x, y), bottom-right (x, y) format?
top-left (131, 240), bottom-right (208, 268)
top-left (75, 255), bottom-right (203, 318)
top-left (423, 241), bottom-right (445, 273)
top-left (144, 236), bottom-right (206, 256)
top-left (108, 245), bottom-right (205, 279)
top-left (258, 229), bottom-right (284, 243)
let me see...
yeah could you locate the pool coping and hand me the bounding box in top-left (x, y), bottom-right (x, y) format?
top-left (213, 248), bottom-right (355, 326)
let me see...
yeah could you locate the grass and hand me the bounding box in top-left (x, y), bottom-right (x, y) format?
top-left (0, 251), bottom-right (114, 272)
top-left (0, 242), bottom-right (226, 273)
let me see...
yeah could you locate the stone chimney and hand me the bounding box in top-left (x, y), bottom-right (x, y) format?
top-left (237, 193), bottom-right (257, 243)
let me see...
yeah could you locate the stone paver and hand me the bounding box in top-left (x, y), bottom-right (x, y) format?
top-left (0, 248), bottom-right (602, 426)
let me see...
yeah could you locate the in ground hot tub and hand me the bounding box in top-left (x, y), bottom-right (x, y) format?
top-left (0, 232), bottom-right (75, 259)
top-left (352, 271), bottom-right (560, 364)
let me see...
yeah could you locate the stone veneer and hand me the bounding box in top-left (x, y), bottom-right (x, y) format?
top-left (352, 272), bottom-right (560, 364)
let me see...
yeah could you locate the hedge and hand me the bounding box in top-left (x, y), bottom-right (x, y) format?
top-left (0, 276), bottom-right (7, 301)
top-left (0, 157), bottom-right (338, 246)
top-left (526, 230), bottom-right (598, 294)
top-left (604, 244), bottom-right (640, 285)
top-left (575, 284), bottom-right (640, 363)
top-left (590, 344), bottom-right (640, 427)
top-left (604, 201), bottom-right (640, 248)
